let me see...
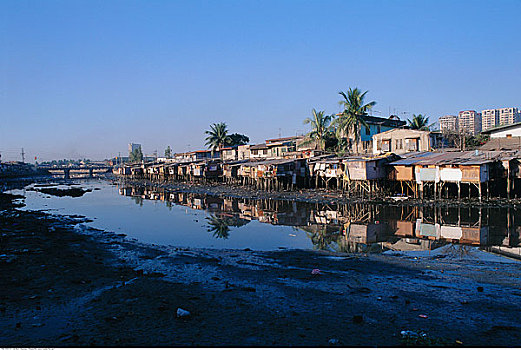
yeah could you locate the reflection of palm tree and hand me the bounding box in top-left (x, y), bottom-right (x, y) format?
top-left (304, 225), bottom-right (341, 251)
top-left (206, 215), bottom-right (231, 239)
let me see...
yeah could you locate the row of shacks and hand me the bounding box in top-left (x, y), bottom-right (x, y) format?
top-left (114, 150), bottom-right (521, 200)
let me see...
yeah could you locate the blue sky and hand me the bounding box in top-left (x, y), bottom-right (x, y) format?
top-left (1, 0), bottom-right (520, 161)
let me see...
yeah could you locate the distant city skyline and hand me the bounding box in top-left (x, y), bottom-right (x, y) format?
top-left (1, 0), bottom-right (520, 162)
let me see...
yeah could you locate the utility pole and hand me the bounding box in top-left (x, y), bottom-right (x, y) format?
top-left (21, 148), bottom-right (25, 163)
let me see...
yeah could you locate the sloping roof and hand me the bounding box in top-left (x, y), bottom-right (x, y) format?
top-left (363, 115), bottom-right (407, 127)
top-left (388, 151), bottom-right (508, 166)
top-left (373, 128), bottom-right (431, 137)
top-left (480, 136), bottom-right (521, 151)
top-left (240, 158), bottom-right (300, 167)
top-left (265, 136), bottom-right (303, 144)
top-left (342, 153), bottom-right (399, 163)
top-left (481, 122), bottom-right (521, 134)
top-left (250, 143), bottom-right (268, 150)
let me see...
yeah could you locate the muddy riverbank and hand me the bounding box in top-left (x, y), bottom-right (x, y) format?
top-left (2, 183), bottom-right (521, 347)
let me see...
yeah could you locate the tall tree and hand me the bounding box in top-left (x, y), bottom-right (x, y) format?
top-left (336, 88), bottom-right (376, 154)
top-left (407, 114), bottom-right (431, 130)
top-left (164, 146), bottom-right (172, 158)
top-left (129, 146), bottom-right (143, 163)
top-left (228, 133), bottom-right (250, 146)
top-left (205, 122), bottom-right (231, 151)
top-left (302, 109), bottom-right (334, 151)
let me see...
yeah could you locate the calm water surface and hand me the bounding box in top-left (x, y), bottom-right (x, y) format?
top-left (12, 179), bottom-right (521, 258)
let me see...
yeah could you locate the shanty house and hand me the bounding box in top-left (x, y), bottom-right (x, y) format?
top-left (220, 146), bottom-right (238, 161)
top-left (338, 115), bottom-right (406, 154)
top-left (372, 128), bottom-right (444, 155)
top-left (250, 144), bottom-right (270, 160)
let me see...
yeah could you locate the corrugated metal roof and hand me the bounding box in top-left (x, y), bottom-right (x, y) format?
top-left (389, 151), bottom-right (511, 166)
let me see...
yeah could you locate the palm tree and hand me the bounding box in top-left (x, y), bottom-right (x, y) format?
top-left (336, 88), bottom-right (376, 154)
top-left (302, 109), bottom-right (334, 151)
top-left (407, 114), bottom-right (431, 131)
top-left (205, 123), bottom-right (231, 151)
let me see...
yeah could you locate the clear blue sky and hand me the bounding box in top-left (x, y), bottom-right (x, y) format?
top-left (1, 0), bottom-right (520, 161)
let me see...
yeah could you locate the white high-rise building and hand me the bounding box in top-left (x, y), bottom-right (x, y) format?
top-left (481, 109), bottom-right (499, 131)
top-left (438, 115), bottom-right (458, 133)
top-left (458, 110), bottom-right (481, 135)
top-left (498, 107), bottom-right (521, 126)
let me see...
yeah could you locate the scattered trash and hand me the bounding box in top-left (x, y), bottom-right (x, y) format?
top-left (456, 340), bottom-right (463, 345)
top-left (401, 329), bottom-right (451, 346)
top-left (419, 314), bottom-right (428, 319)
top-left (311, 269), bottom-right (322, 275)
top-left (328, 338), bottom-right (339, 345)
top-left (377, 297), bottom-right (382, 301)
top-left (401, 330), bottom-right (423, 338)
top-left (176, 308), bottom-right (191, 318)
top-left (412, 308), bottom-right (419, 311)
top-left (477, 286), bottom-right (484, 292)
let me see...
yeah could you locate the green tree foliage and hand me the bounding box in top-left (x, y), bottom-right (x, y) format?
top-left (228, 133), bottom-right (250, 146)
top-left (465, 133), bottom-right (489, 149)
top-left (335, 88), bottom-right (376, 154)
top-left (164, 146), bottom-right (172, 158)
top-left (302, 109), bottom-right (334, 151)
top-left (407, 114), bottom-right (431, 130)
top-left (129, 146), bottom-right (143, 163)
top-left (205, 122), bottom-right (231, 151)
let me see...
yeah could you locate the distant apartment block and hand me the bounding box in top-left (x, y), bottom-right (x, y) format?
top-left (458, 110), bottom-right (481, 135)
top-left (438, 115), bottom-right (458, 133)
top-left (481, 109), bottom-right (499, 131)
top-left (498, 107), bottom-right (521, 126)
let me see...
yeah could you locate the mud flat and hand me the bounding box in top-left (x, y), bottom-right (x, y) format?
top-left (1, 186), bottom-right (521, 347)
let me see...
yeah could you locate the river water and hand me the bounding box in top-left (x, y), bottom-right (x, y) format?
top-left (11, 179), bottom-right (521, 259)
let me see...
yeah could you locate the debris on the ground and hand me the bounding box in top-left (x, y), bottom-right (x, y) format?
top-left (311, 269), bottom-right (322, 275)
top-left (328, 338), bottom-right (339, 345)
top-left (176, 308), bottom-right (191, 318)
top-left (419, 314), bottom-right (428, 319)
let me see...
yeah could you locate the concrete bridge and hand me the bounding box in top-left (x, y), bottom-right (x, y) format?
top-left (39, 165), bottom-right (112, 179)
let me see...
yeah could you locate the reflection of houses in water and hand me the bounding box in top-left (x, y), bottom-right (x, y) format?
top-left (116, 183), bottom-right (521, 258)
